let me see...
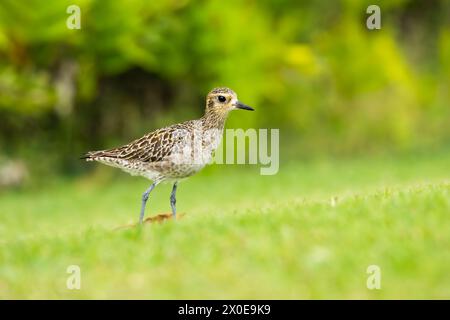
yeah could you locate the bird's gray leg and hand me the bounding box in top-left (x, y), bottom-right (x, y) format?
top-left (170, 182), bottom-right (178, 220)
top-left (139, 182), bottom-right (157, 224)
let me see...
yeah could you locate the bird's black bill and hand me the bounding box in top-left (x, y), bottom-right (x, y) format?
top-left (235, 101), bottom-right (254, 111)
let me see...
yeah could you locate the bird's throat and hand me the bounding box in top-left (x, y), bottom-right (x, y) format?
top-left (202, 110), bottom-right (229, 131)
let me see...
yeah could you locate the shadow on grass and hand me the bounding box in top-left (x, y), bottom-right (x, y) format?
top-left (114, 213), bottom-right (186, 231)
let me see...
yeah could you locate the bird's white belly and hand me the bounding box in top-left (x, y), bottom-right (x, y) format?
top-left (165, 129), bottom-right (222, 179)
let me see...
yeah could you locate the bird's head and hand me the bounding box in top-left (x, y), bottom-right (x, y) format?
top-left (205, 87), bottom-right (254, 115)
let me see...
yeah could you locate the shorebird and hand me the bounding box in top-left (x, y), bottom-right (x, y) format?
top-left (82, 87), bottom-right (253, 224)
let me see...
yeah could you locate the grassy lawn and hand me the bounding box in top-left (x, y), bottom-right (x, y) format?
top-left (0, 151), bottom-right (449, 299)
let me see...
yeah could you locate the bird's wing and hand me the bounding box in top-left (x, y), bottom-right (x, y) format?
top-left (83, 125), bottom-right (188, 163)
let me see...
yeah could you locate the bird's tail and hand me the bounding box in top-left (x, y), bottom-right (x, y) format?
top-left (80, 149), bottom-right (116, 161)
top-left (80, 151), bottom-right (97, 161)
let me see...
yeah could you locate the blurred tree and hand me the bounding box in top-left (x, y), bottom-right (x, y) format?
top-left (0, 0), bottom-right (448, 178)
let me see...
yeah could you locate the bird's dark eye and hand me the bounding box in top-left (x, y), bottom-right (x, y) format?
top-left (217, 95), bottom-right (226, 103)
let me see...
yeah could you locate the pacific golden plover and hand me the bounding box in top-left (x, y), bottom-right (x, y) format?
top-left (82, 87), bottom-right (254, 224)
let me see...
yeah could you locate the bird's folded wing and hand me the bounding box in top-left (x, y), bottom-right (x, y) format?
top-left (84, 126), bottom-right (185, 163)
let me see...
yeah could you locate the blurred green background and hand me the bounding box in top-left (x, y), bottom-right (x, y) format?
top-left (0, 0), bottom-right (449, 182)
top-left (0, 0), bottom-right (449, 299)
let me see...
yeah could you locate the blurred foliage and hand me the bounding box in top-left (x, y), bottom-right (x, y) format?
top-left (0, 0), bottom-right (449, 176)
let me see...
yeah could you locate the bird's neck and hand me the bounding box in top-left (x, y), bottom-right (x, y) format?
top-left (201, 110), bottom-right (229, 131)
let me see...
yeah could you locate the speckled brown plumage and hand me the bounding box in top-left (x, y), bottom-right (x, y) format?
top-left (83, 87), bottom-right (254, 223)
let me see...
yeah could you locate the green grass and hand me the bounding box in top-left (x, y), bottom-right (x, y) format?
top-left (0, 151), bottom-right (449, 299)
